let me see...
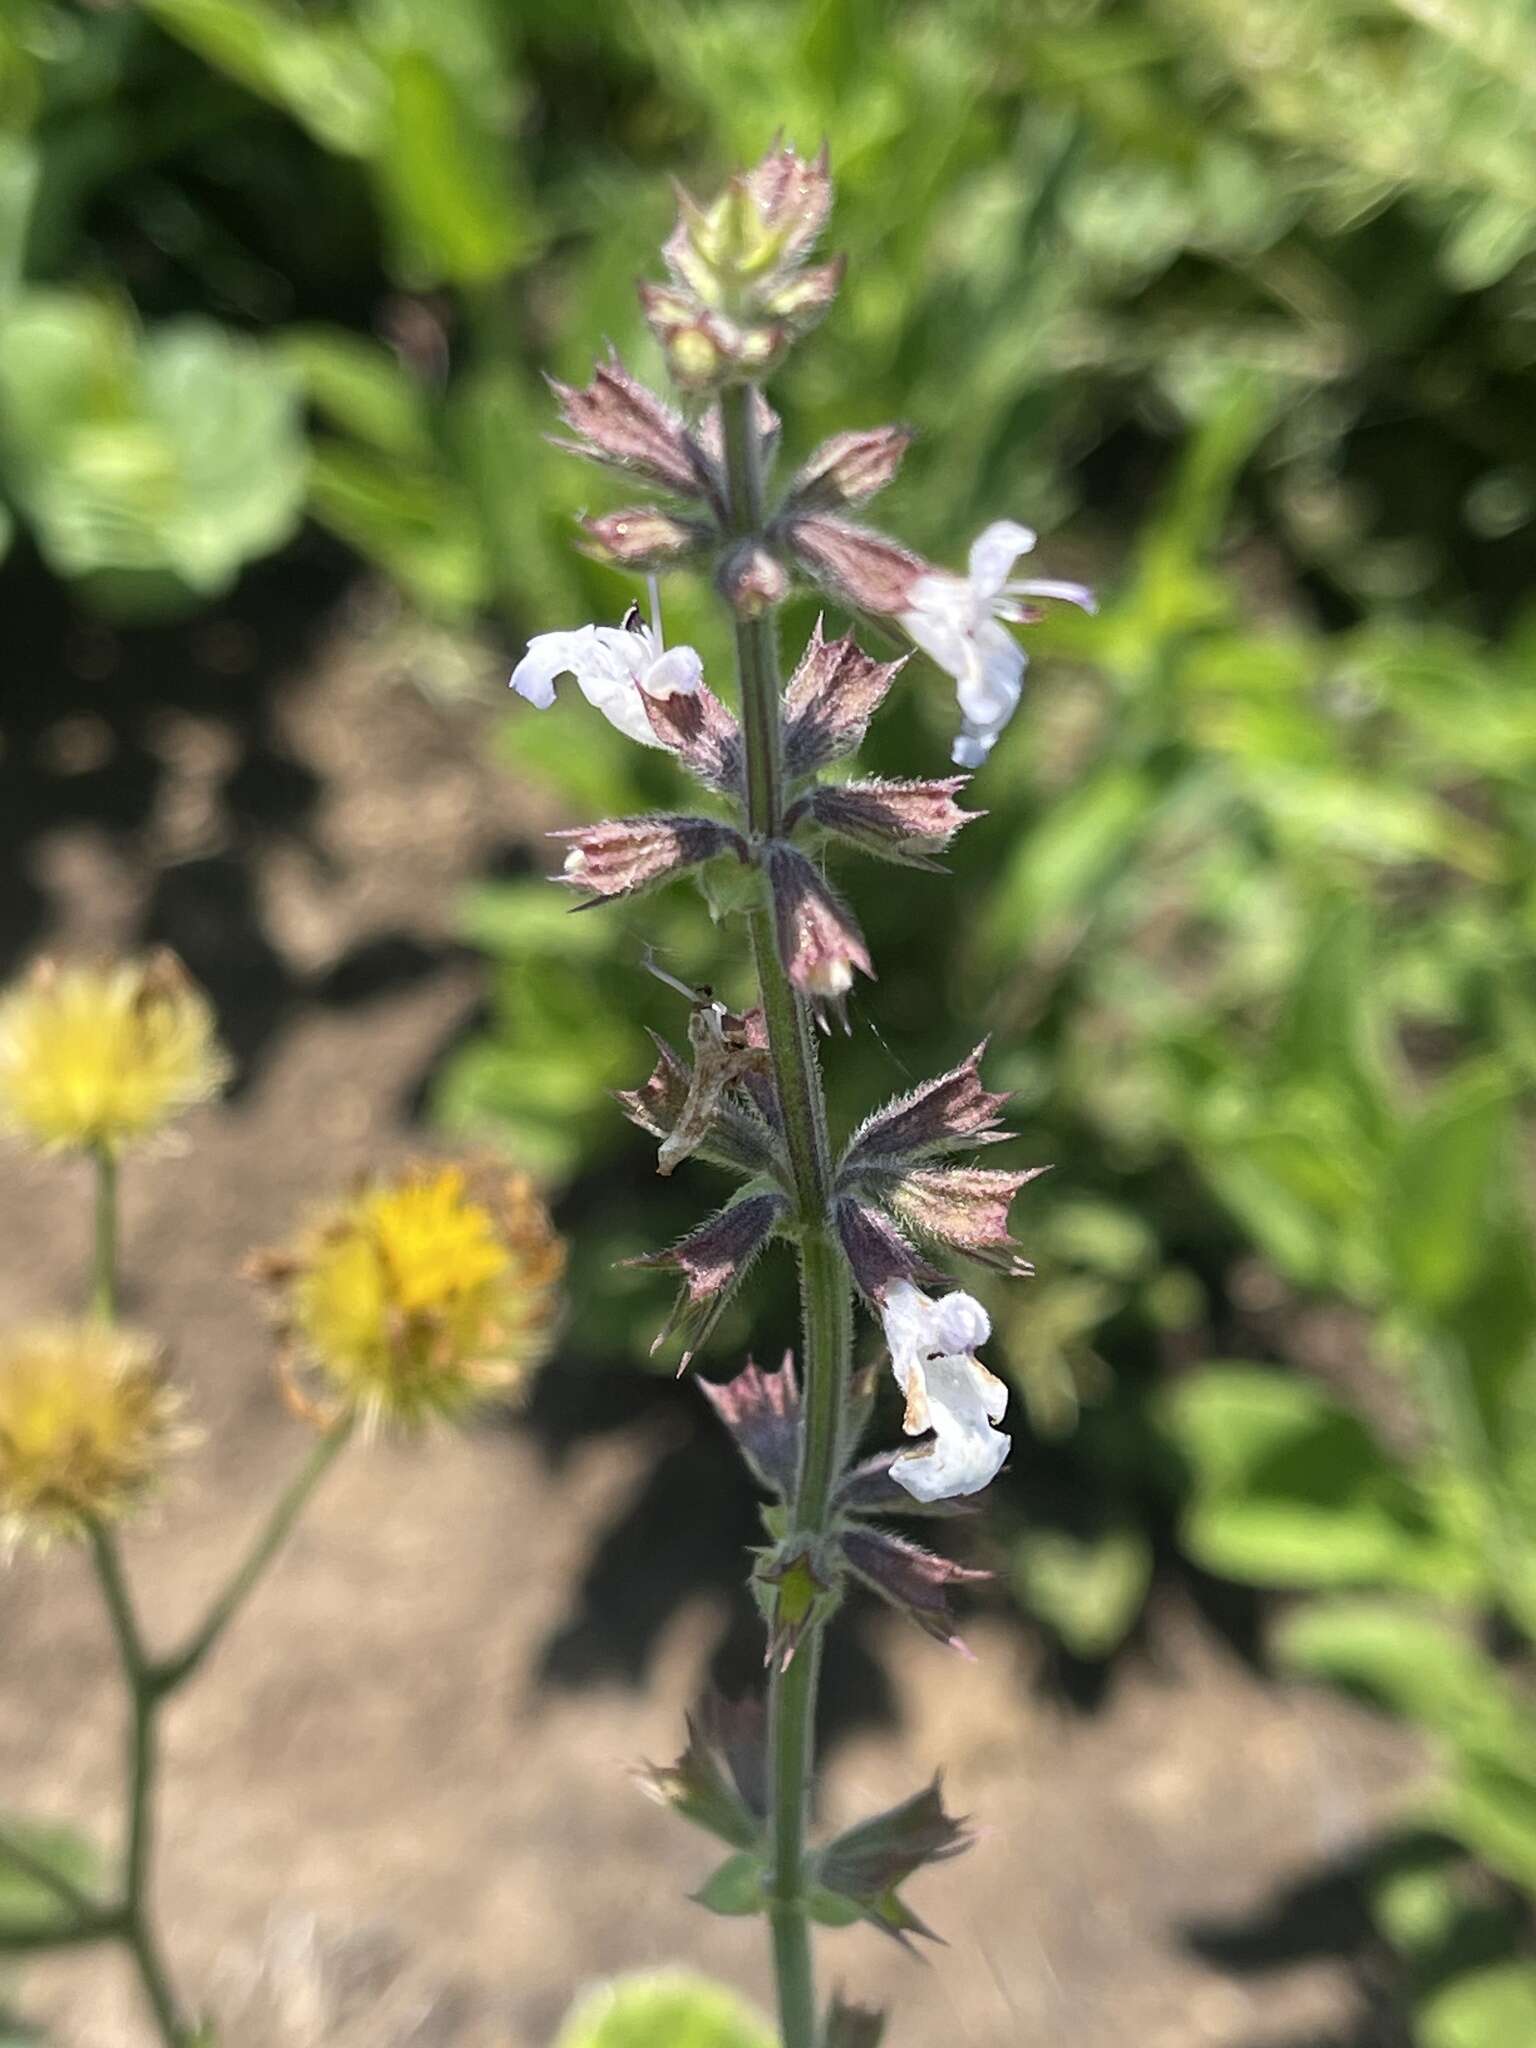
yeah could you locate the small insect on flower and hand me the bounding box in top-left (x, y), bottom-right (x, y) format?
top-left (0, 952), bottom-right (231, 1156)
top-left (0, 1321), bottom-right (187, 1551)
top-left (510, 603), bottom-right (704, 748)
top-left (899, 521), bottom-right (1096, 769)
top-left (253, 1164), bottom-right (565, 1431)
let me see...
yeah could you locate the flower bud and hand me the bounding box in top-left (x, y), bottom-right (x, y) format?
top-left (716, 540), bottom-right (789, 618)
top-left (252, 1163), bottom-right (563, 1431)
top-left (0, 951), bottom-right (230, 1157)
top-left (639, 677), bottom-right (744, 796)
top-left (578, 506), bottom-right (709, 570)
top-left (780, 619), bottom-right (905, 778)
top-left (0, 1321), bottom-right (187, 1550)
top-left (638, 286), bottom-right (736, 394)
top-left (787, 777), bottom-right (982, 870)
top-left (786, 426), bottom-right (913, 513)
top-left (551, 814), bottom-right (746, 904)
top-left (840, 1041), bottom-right (1012, 1172)
top-left (549, 352), bottom-right (714, 501)
top-left (629, 1190), bottom-right (785, 1371)
top-left (698, 1352), bottom-right (800, 1496)
top-left (765, 842), bottom-right (873, 1028)
top-left (754, 1538), bottom-right (841, 1671)
top-left (782, 515), bottom-right (928, 615)
top-left (841, 1525), bottom-right (990, 1655)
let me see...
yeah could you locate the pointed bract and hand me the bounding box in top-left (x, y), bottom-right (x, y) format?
top-left (640, 679), bottom-right (745, 797)
top-left (550, 353), bottom-right (713, 501)
top-left (629, 1191), bottom-right (785, 1369)
top-left (842, 1525), bottom-right (990, 1654)
top-left (815, 1776), bottom-right (973, 1949)
top-left (834, 1196), bottom-right (943, 1303)
top-left (640, 1690), bottom-right (768, 1851)
top-left (579, 506), bottom-right (710, 570)
top-left (698, 1352), bottom-right (801, 1497)
top-left (553, 815), bottom-right (746, 904)
top-left (782, 620), bottom-right (905, 779)
top-left (886, 1163), bottom-right (1048, 1276)
top-left (788, 777), bottom-right (981, 870)
top-left (836, 1451), bottom-right (979, 1520)
top-left (841, 1042), bottom-right (1012, 1171)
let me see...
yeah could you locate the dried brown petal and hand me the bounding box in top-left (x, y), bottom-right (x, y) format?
top-left (549, 353), bottom-right (713, 501)
top-left (640, 680), bottom-right (744, 797)
top-left (788, 777), bottom-right (982, 870)
top-left (628, 1190), bottom-right (784, 1369)
top-left (786, 426), bottom-right (913, 513)
top-left (698, 1351), bottom-right (800, 1496)
top-left (781, 619), bottom-right (905, 778)
top-left (841, 1043), bottom-right (1012, 1172)
top-left (841, 1525), bottom-right (991, 1653)
top-left (886, 1164), bottom-right (1048, 1276)
top-left (765, 842), bottom-right (874, 1027)
top-left (551, 815), bottom-right (746, 904)
top-left (784, 515), bottom-right (929, 616)
top-left (613, 1030), bottom-right (781, 1181)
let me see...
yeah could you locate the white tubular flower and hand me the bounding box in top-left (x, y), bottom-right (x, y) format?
top-left (898, 520), bottom-right (1095, 769)
top-left (510, 622), bottom-right (702, 747)
top-left (879, 1278), bottom-right (1010, 1503)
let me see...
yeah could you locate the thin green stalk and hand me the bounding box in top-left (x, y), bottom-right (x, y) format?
top-left (155, 1420), bottom-right (353, 1693)
top-left (87, 1521), bottom-right (189, 2046)
top-left (92, 1146), bottom-right (118, 1320)
top-left (719, 379), bottom-right (854, 2048)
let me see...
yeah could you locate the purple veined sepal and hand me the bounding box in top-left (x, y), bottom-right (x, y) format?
top-left (785, 776), bottom-right (983, 871)
top-left (626, 1188), bottom-right (787, 1374)
top-left (840, 1040), bottom-right (1014, 1170)
top-left (783, 425), bottom-right (914, 514)
top-left (638, 1690), bottom-right (768, 1851)
top-left (780, 617), bottom-right (906, 779)
top-left (764, 841), bottom-right (874, 1032)
top-left (551, 815), bottom-right (748, 905)
top-left (547, 349), bottom-right (719, 507)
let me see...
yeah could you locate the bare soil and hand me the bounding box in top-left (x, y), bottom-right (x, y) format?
top-left (1, 553), bottom-right (1415, 2047)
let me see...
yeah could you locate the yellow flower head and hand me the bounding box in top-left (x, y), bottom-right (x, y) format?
top-left (0, 1321), bottom-right (187, 1550)
top-left (256, 1163), bottom-right (565, 1431)
top-left (0, 952), bottom-right (231, 1155)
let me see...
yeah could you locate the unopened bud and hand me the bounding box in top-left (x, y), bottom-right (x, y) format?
top-left (764, 842), bottom-right (874, 1028)
top-left (786, 426), bottom-right (913, 513)
top-left (788, 777), bottom-right (982, 869)
top-left (784, 514), bottom-right (929, 615)
top-left (717, 540), bottom-right (790, 618)
top-left (579, 506), bottom-right (708, 570)
top-left (550, 815), bottom-right (746, 904)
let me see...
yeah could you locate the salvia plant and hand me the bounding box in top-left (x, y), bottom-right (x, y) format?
top-left (0, 952), bottom-right (564, 2042)
top-left (507, 144), bottom-right (1092, 2047)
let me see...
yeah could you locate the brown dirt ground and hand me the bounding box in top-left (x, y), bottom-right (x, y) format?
top-left (1, 566), bottom-right (1417, 2048)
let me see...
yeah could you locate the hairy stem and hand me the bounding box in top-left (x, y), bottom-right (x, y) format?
top-left (155, 1420), bottom-right (352, 1693)
top-left (719, 379), bottom-right (853, 2048)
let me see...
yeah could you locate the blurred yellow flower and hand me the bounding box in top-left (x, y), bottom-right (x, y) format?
top-left (255, 1164), bottom-right (565, 1430)
top-left (0, 1321), bottom-right (187, 1550)
top-left (0, 953), bottom-right (231, 1156)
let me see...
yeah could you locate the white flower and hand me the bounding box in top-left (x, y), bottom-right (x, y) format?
top-left (879, 1278), bottom-right (1010, 1503)
top-left (510, 621), bottom-right (702, 748)
top-left (899, 520), bottom-right (1095, 769)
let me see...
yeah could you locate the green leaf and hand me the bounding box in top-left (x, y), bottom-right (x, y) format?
top-left (280, 327), bottom-right (434, 460)
top-left (553, 1971), bottom-right (775, 2048)
top-left (1419, 1962), bottom-right (1536, 2048)
top-left (689, 1851), bottom-right (766, 1918)
top-left (306, 443), bottom-right (489, 618)
top-left (141, 0), bottom-right (384, 154)
top-left (1386, 1064), bottom-right (1516, 1323)
top-left (1010, 1521), bottom-right (1152, 1659)
top-left (1277, 1600), bottom-right (1513, 1744)
top-left (372, 49), bottom-right (528, 286)
top-left (983, 764), bottom-right (1155, 953)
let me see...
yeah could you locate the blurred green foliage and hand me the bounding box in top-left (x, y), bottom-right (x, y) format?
top-left (5, 0), bottom-right (1536, 2039)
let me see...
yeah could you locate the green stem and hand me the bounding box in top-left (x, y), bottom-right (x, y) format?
top-left (155, 1421), bottom-right (353, 1693)
top-left (718, 380), bottom-right (853, 2048)
top-left (92, 1146), bottom-right (118, 1320)
top-left (87, 1523), bottom-right (189, 2047)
